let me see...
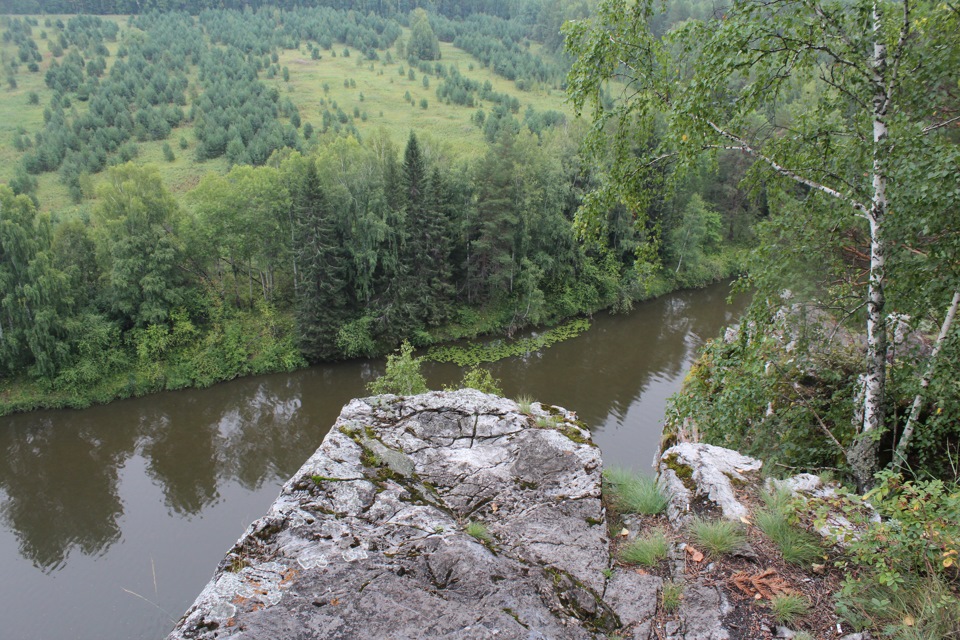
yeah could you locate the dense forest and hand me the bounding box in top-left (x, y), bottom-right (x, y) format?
top-left (0, 4), bottom-right (750, 413)
top-left (2, 0), bottom-right (960, 636)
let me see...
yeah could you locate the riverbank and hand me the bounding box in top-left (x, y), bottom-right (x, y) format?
top-left (0, 259), bottom-right (745, 418)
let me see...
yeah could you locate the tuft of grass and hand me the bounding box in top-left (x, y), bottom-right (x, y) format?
top-left (769, 593), bottom-right (810, 625)
top-left (792, 633), bottom-right (815, 640)
top-left (755, 509), bottom-right (822, 566)
top-left (661, 580), bottom-right (683, 612)
top-left (603, 467), bottom-right (669, 515)
top-left (465, 521), bottom-right (492, 543)
top-left (757, 488), bottom-right (822, 565)
top-left (535, 415), bottom-right (562, 428)
top-left (760, 486), bottom-right (795, 513)
top-left (619, 530), bottom-right (669, 567)
top-left (689, 517), bottom-right (746, 556)
top-left (515, 394), bottom-right (534, 414)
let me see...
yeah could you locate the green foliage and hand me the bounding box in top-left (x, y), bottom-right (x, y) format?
top-left (769, 594), bottom-right (810, 625)
top-left (535, 414), bottom-right (562, 428)
top-left (755, 509), bottom-right (822, 566)
top-left (619, 530), bottom-right (668, 567)
top-left (465, 521), bottom-right (492, 543)
top-left (689, 518), bottom-right (745, 556)
top-left (336, 316), bottom-right (377, 359)
top-left (456, 366), bottom-right (502, 395)
top-left (665, 194), bottom-right (724, 286)
top-left (0, 3), bottom-right (752, 419)
top-left (293, 160), bottom-right (350, 362)
top-left (844, 472), bottom-right (960, 589)
top-left (666, 309), bottom-right (858, 472)
top-left (94, 164), bottom-right (188, 329)
top-left (661, 581), bottom-right (683, 613)
top-left (603, 467), bottom-right (668, 515)
top-left (408, 9), bottom-right (440, 61)
top-left (565, 0), bottom-right (960, 488)
top-left (756, 488), bottom-right (823, 566)
top-left (427, 319), bottom-right (590, 367)
top-left (367, 341), bottom-right (429, 396)
top-left (0, 186), bottom-right (74, 378)
top-left (835, 573), bottom-right (960, 640)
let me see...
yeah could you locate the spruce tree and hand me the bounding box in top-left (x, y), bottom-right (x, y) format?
top-left (468, 131), bottom-right (520, 303)
top-left (393, 132), bottom-right (453, 329)
top-left (294, 162), bottom-right (349, 362)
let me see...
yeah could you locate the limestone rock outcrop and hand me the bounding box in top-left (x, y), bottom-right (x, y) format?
top-left (168, 390), bottom-right (623, 640)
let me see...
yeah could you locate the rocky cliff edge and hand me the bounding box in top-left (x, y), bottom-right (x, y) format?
top-left (168, 390), bottom-right (867, 640)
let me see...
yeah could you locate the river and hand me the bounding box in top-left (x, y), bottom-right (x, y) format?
top-left (0, 281), bottom-right (746, 640)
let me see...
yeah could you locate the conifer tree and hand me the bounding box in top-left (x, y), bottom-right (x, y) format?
top-left (394, 132), bottom-right (453, 328)
top-left (294, 162), bottom-right (349, 362)
top-left (468, 131), bottom-right (520, 303)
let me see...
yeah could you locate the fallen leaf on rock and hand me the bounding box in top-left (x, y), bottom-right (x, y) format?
top-left (730, 568), bottom-right (793, 600)
top-left (740, 516), bottom-right (752, 525)
top-left (685, 545), bottom-right (704, 562)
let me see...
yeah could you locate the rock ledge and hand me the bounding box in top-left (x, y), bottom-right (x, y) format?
top-left (168, 390), bottom-right (621, 640)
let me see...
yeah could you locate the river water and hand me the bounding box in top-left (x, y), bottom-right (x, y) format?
top-left (0, 281), bottom-right (746, 640)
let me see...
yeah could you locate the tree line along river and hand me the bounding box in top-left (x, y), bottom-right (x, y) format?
top-left (0, 280), bottom-right (746, 640)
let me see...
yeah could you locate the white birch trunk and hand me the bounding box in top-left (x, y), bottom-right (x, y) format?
top-left (893, 290), bottom-right (960, 470)
top-left (850, 2), bottom-right (890, 490)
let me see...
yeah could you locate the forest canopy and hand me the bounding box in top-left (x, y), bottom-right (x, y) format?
top-left (0, 3), bottom-right (750, 415)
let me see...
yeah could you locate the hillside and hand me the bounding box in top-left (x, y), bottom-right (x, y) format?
top-left (0, 12), bottom-right (570, 214)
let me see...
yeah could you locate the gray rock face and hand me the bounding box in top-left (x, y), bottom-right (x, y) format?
top-left (658, 443), bottom-right (762, 524)
top-left (168, 390), bottom-right (615, 640)
top-left (666, 584), bottom-right (732, 640)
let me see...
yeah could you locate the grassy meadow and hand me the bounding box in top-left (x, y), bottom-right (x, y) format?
top-left (0, 17), bottom-right (572, 214)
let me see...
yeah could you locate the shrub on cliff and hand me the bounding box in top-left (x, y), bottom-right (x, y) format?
top-left (367, 341), bottom-right (428, 396)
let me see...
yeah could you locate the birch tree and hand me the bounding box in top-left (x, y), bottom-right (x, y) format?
top-left (565, 0), bottom-right (960, 489)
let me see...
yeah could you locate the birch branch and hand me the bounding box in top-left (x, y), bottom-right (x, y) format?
top-left (922, 114), bottom-right (960, 134)
top-left (704, 121), bottom-right (869, 215)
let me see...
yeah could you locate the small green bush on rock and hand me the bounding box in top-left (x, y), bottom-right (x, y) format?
top-left (367, 341), bottom-right (428, 396)
top-left (689, 517), bottom-right (745, 556)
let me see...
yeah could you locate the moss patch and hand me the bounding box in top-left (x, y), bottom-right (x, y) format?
top-left (663, 453), bottom-right (696, 491)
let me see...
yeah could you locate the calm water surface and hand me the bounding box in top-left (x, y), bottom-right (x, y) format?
top-left (0, 281), bottom-right (746, 640)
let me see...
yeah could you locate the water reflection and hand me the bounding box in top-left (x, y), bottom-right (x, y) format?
top-left (0, 375), bottom-right (352, 571)
top-left (0, 281), bottom-right (745, 640)
top-left (0, 416), bottom-right (134, 571)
